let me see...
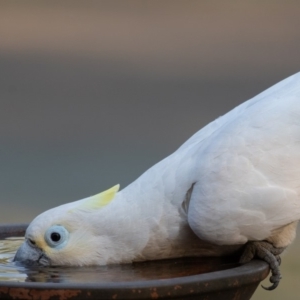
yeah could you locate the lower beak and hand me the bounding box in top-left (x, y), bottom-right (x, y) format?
top-left (13, 240), bottom-right (50, 266)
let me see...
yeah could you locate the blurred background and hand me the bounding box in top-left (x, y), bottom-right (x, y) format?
top-left (0, 1), bottom-right (300, 298)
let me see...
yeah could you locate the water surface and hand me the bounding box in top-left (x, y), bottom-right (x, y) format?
top-left (0, 237), bottom-right (26, 282)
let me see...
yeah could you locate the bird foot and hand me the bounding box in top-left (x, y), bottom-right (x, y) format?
top-left (239, 241), bottom-right (285, 290)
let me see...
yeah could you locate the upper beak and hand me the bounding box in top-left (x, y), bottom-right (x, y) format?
top-left (13, 240), bottom-right (50, 266)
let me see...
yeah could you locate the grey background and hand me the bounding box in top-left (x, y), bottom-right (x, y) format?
top-left (0, 2), bottom-right (300, 298)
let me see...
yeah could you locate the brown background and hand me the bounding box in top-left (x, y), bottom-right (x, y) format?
top-left (1, 2), bottom-right (300, 298)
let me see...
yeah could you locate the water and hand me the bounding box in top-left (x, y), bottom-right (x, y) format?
top-left (0, 237), bottom-right (27, 282)
top-left (0, 237), bottom-right (238, 284)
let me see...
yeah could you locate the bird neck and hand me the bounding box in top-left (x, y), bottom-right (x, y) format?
top-left (105, 154), bottom-right (201, 262)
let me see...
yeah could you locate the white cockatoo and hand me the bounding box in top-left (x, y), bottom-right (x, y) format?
top-left (14, 72), bottom-right (300, 290)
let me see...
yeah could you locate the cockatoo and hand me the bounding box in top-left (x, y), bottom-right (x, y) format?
top-left (14, 72), bottom-right (300, 290)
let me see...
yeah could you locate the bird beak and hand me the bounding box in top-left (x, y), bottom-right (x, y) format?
top-left (13, 240), bottom-right (50, 266)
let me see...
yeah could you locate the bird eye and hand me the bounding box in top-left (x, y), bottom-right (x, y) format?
top-left (45, 225), bottom-right (69, 248)
top-left (51, 232), bottom-right (61, 242)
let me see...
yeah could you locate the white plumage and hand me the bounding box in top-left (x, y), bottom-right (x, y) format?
top-left (14, 72), bottom-right (300, 289)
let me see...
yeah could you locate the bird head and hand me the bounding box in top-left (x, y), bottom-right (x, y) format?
top-left (14, 185), bottom-right (121, 266)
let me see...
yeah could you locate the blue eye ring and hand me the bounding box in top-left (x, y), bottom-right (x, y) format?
top-left (45, 225), bottom-right (69, 248)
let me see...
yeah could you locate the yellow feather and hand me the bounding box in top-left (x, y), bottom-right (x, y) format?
top-left (74, 184), bottom-right (120, 211)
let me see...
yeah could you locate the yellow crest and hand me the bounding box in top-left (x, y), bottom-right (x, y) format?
top-left (73, 184), bottom-right (120, 211)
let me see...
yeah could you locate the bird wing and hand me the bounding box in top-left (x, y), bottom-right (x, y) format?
top-left (186, 72), bottom-right (300, 245)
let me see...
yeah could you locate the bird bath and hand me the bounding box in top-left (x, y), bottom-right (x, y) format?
top-left (0, 224), bottom-right (268, 300)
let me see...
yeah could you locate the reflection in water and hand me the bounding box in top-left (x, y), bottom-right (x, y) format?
top-left (0, 238), bottom-right (239, 284)
top-left (0, 237), bottom-right (27, 282)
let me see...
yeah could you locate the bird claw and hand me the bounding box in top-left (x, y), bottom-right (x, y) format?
top-left (239, 241), bottom-right (285, 290)
top-left (261, 273), bottom-right (282, 290)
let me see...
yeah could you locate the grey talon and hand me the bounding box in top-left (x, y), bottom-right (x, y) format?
top-left (240, 241), bottom-right (285, 290)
